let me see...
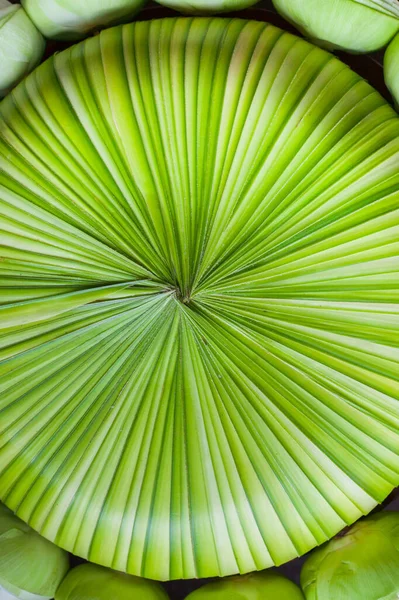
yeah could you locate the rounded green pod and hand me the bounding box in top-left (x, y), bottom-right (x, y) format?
top-left (301, 512), bottom-right (399, 600)
top-left (21, 0), bottom-right (146, 40)
top-left (272, 0), bottom-right (399, 52)
top-left (55, 563), bottom-right (169, 600)
top-left (0, 503), bottom-right (69, 600)
top-left (154, 0), bottom-right (259, 15)
top-left (0, 1), bottom-right (45, 97)
top-left (385, 32), bottom-right (399, 109)
top-left (185, 572), bottom-right (304, 599)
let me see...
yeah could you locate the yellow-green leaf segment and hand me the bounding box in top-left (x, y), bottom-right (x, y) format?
top-left (0, 17), bottom-right (398, 582)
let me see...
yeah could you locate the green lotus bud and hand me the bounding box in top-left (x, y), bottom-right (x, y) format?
top-left (55, 563), bottom-right (169, 600)
top-left (0, 503), bottom-right (69, 600)
top-left (385, 32), bottom-right (399, 109)
top-left (301, 512), bottom-right (399, 600)
top-left (154, 0), bottom-right (259, 15)
top-left (0, 0), bottom-right (45, 97)
top-left (272, 0), bottom-right (399, 53)
top-left (185, 571), bottom-right (305, 599)
top-left (21, 0), bottom-right (146, 41)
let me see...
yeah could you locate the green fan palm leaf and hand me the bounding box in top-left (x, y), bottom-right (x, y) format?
top-left (0, 17), bottom-right (398, 581)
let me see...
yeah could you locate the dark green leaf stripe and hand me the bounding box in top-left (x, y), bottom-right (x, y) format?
top-left (0, 17), bottom-right (398, 581)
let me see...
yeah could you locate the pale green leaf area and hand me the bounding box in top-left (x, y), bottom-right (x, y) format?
top-left (0, 503), bottom-right (69, 599)
top-left (155, 0), bottom-right (259, 16)
top-left (0, 1), bottom-right (19, 19)
top-left (273, 0), bottom-right (399, 52)
top-left (55, 563), bottom-right (169, 600)
top-left (354, 0), bottom-right (399, 18)
top-left (21, 0), bottom-right (147, 40)
top-left (0, 17), bottom-right (398, 582)
top-left (385, 33), bottom-right (399, 108)
top-left (301, 512), bottom-right (399, 600)
top-left (186, 571), bottom-right (304, 598)
top-left (0, 583), bottom-right (48, 600)
top-left (0, 3), bottom-right (45, 97)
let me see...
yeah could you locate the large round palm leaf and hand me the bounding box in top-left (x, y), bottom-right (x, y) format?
top-left (0, 17), bottom-right (398, 581)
